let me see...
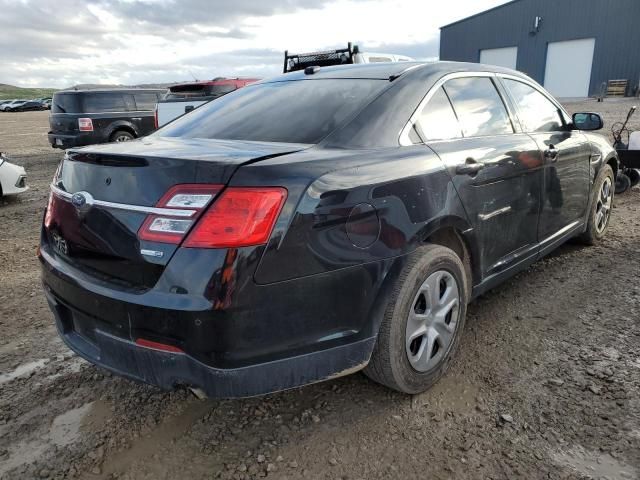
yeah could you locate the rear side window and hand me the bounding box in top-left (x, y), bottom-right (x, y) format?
top-left (206, 84), bottom-right (236, 96)
top-left (134, 93), bottom-right (160, 111)
top-left (503, 79), bottom-right (564, 132)
top-left (82, 93), bottom-right (126, 113)
top-left (414, 87), bottom-right (462, 141)
top-left (444, 77), bottom-right (513, 137)
top-left (157, 79), bottom-right (386, 144)
top-left (165, 84), bottom-right (236, 100)
top-left (51, 93), bottom-right (81, 113)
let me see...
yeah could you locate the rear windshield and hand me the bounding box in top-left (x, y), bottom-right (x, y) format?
top-left (165, 84), bottom-right (237, 100)
top-left (157, 79), bottom-right (385, 144)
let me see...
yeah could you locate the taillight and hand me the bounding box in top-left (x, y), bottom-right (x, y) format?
top-left (154, 108), bottom-right (158, 129)
top-left (135, 338), bottom-right (184, 353)
top-left (184, 187), bottom-right (287, 248)
top-left (138, 184), bottom-right (222, 244)
top-left (78, 118), bottom-right (93, 132)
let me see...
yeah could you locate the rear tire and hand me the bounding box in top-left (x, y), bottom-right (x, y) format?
top-left (579, 164), bottom-right (614, 245)
top-left (364, 244), bottom-right (468, 394)
top-left (615, 172), bottom-right (631, 194)
top-left (110, 130), bottom-right (135, 142)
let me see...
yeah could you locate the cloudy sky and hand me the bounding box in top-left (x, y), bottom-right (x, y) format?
top-left (1, 0), bottom-right (509, 88)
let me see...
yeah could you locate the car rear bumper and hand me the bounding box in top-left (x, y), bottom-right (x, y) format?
top-left (48, 132), bottom-right (104, 149)
top-left (39, 241), bottom-right (397, 398)
top-left (44, 287), bottom-right (375, 398)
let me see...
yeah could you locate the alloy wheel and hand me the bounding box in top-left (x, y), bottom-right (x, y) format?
top-left (405, 270), bottom-right (460, 372)
top-left (595, 177), bottom-right (613, 234)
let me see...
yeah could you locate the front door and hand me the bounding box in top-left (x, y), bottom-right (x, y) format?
top-left (500, 78), bottom-right (590, 250)
top-left (412, 76), bottom-right (543, 280)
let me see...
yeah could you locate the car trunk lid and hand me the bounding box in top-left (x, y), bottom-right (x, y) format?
top-left (43, 137), bottom-right (307, 289)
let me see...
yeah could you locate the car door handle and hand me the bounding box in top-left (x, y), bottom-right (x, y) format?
top-left (544, 146), bottom-right (559, 162)
top-left (455, 159), bottom-right (485, 176)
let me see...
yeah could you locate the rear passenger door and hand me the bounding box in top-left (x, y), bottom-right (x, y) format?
top-left (500, 78), bottom-right (590, 252)
top-left (413, 75), bottom-right (543, 281)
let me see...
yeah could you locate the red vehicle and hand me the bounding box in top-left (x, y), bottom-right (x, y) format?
top-left (155, 77), bottom-right (259, 128)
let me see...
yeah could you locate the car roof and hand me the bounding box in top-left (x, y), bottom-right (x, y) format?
top-left (55, 88), bottom-right (166, 94)
top-left (262, 60), bottom-right (531, 83)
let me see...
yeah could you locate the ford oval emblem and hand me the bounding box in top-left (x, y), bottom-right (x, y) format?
top-left (70, 191), bottom-right (94, 216)
top-left (71, 192), bottom-right (87, 208)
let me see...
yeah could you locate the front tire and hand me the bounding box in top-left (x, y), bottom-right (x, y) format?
top-left (579, 164), bottom-right (614, 245)
top-left (364, 244), bottom-right (468, 394)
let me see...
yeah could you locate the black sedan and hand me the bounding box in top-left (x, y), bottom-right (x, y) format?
top-left (40, 62), bottom-right (617, 397)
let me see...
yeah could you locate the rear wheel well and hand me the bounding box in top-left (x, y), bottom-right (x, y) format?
top-left (424, 227), bottom-right (473, 299)
top-left (110, 127), bottom-right (136, 141)
top-left (606, 156), bottom-right (618, 178)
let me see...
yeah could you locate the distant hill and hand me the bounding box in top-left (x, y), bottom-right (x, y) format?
top-left (0, 81), bottom-right (184, 100)
top-left (0, 83), bottom-right (57, 100)
top-left (65, 83), bottom-right (178, 91)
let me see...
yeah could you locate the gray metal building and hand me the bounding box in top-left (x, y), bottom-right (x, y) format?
top-left (440, 0), bottom-right (640, 98)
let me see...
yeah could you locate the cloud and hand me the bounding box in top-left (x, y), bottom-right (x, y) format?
top-left (0, 0), bottom-right (511, 88)
top-left (357, 40), bottom-right (440, 60)
top-left (97, 0), bottom-right (332, 29)
top-left (0, 0), bottom-right (338, 86)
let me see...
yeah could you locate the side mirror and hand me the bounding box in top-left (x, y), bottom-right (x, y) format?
top-left (572, 112), bottom-right (603, 131)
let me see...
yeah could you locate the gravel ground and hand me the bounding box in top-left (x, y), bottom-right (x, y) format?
top-left (1, 99), bottom-right (639, 480)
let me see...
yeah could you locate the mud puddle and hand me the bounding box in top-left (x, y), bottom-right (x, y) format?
top-left (0, 358), bottom-right (48, 385)
top-left (553, 446), bottom-right (637, 479)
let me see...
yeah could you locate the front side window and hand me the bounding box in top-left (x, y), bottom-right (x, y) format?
top-left (444, 77), bottom-right (513, 137)
top-left (157, 79), bottom-right (386, 144)
top-left (503, 79), bottom-right (564, 132)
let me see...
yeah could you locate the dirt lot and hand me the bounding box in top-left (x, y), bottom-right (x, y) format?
top-left (1, 99), bottom-right (639, 480)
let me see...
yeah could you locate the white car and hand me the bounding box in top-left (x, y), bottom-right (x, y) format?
top-left (0, 154), bottom-right (28, 197)
top-left (0, 100), bottom-right (26, 112)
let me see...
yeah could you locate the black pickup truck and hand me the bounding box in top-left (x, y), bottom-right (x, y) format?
top-left (48, 89), bottom-right (165, 149)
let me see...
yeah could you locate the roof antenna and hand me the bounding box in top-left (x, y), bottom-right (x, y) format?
top-left (188, 70), bottom-right (198, 82)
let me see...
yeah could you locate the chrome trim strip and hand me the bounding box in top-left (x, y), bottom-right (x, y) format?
top-left (478, 206), bottom-right (512, 221)
top-left (140, 249), bottom-right (164, 258)
top-left (540, 220), bottom-right (581, 245)
top-left (50, 184), bottom-right (196, 218)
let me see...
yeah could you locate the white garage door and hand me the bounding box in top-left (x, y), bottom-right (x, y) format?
top-left (544, 38), bottom-right (595, 98)
top-left (479, 47), bottom-right (518, 69)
